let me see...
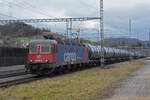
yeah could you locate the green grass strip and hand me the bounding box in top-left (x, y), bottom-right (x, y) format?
top-left (0, 59), bottom-right (146, 100)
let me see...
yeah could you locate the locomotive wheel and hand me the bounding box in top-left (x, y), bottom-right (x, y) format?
top-left (62, 65), bottom-right (68, 73)
top-left (55, 66), bottom-right (64, 74)
top-left (73, 64), bottom-right (78, 71)
top-left (36, 68), bottom-right (55, 75)
top-left (30, 69), bottom-right (37, 74)
top-left (44, 68), bottom-right (55, 75)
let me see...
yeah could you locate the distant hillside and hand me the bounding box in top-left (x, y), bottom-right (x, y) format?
top-left (104, 38), bottom-right (150, 47)
top-left (0, 22), bottom-right (50, 37)
top-left (0, 22), bottom-right (150, 48)
top-left (0, 22), bottom-right (51, 47)
top-left (43, 32), bottom-right (99, 45)
top-left (105, 38), bottom-right (140, 44)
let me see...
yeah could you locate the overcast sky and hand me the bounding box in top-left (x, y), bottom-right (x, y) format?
top-left (0, 0), bottom-right (150, 40)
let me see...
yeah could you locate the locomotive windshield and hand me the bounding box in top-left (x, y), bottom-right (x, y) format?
top-left (41, 45), bottom-right (51, 53)
top-left (29, 45), bottom-right (37, 54)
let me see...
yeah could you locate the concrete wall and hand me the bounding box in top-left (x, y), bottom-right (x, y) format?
top-left (0, 47), bottom-right (28, 66)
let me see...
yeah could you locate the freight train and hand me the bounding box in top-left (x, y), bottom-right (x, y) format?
top-left (25, 40), bottom-right (144, 75)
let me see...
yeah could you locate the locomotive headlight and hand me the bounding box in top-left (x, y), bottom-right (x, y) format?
top-left (46, 60), bottom-right (48, 62)
top-left (30, 60), bottom-right (33, 62)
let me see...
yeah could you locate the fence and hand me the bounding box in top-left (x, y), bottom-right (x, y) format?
top-left (0, 47), bottom-right (28, 66)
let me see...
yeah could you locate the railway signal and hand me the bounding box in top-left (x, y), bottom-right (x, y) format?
top-left (67, 28), bottom-right (81, 44)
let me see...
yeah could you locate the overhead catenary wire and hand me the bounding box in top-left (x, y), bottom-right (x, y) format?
top-left (13, 0), bottom-right (54, 18)
top-left (18, 0), bottom-right (53, 17)
top-left (2, 0), bottom-right (53, 18)
top-left (0, 0), bottom-right (54, 29)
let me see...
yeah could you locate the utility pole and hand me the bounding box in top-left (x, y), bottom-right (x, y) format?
top-left (137, 32), bottom-right (139, 40)
top-left (100, 0), bottom-right (105, 66)
top-left (129, 19), bottom-right (132, 60)
top-left (136, 32), bottom-right (139, 54)
top-left (148, 29), bottom-right (150, 55)
top-left (66, 20), bottom-right (73, 43)
top-left (66, 20), bottom-right (69, 37)
top-left (137, 32), bottom-right (142, 54)
top-left (77, 28), bottom-right (81, 44)
top-left (149, 28), bottom-right (150, 42)
top-left (70, 21), bottom-right (73, 39)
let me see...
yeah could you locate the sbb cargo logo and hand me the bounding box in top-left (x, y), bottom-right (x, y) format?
top-left (64, 53), bottom-right (76, 62)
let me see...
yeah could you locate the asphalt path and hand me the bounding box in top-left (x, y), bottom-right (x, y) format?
top-left (0, 65), bottom-right (25, 72)
top-left (104, 60), bottom-right (150, 100)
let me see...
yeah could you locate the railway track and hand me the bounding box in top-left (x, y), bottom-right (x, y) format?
top-left (0, 75), bottom-right (41, 88)
top-left (0, 60), bottom-right (140, 89)
top-left (0, 65), bottom-right (87, 88)
top-left (0, 68), bottom-right (31, 79)
top-left (0, 71), bottom-right (30, 79)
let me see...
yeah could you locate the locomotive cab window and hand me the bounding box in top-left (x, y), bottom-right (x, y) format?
top-left (29, 45), bottom-right (37, 54)
top-left (41, 45), bottom-right (50, 53)
top-left (51, 44), bottom-right (55, 53)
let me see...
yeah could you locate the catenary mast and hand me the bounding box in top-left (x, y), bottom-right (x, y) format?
top-left (100, 0), bottom-right (105, 66)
